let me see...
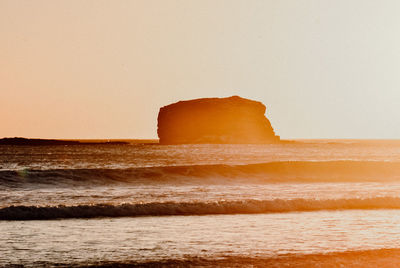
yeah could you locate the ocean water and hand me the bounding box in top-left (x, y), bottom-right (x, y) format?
top-left (2, 141), bottom-right (400, 267)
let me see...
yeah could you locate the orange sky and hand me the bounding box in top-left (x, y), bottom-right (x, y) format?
top-left (2, 0), bottom-right (400, 139)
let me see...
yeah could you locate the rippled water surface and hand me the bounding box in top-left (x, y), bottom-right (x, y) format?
top-left (2, 141), bottom-right (400, 170)
top-left (3, 141), bottom-right (400, 266)
top-left (3, 210), bottom-right (400, 266)
top-left (4, 182), bottom-right (400, 208)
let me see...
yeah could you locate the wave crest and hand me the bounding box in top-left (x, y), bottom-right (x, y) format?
top-left (2, 161), bottom-right (400, 187)
top-left (2, 197), bottom-right (400, 220)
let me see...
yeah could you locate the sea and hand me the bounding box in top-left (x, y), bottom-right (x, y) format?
top-left (2, 140), bottom-right (400, 267)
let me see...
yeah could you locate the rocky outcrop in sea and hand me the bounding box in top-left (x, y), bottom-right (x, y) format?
top-left (157, 96), bottom-right (280, 144)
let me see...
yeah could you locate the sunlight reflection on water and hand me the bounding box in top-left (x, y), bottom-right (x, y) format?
top-left (2, 210), bottom-right (400, 266)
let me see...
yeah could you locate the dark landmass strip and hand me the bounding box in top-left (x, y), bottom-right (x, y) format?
top-left (157, 95), bottom-right (280, 144)
top-left (78, 139), bottom-right (159, 144)
top-left (0, 137), bottom-right (129, 146)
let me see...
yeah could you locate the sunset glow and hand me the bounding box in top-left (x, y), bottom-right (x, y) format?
top-left (2, 1), bottom-right (400, 267)
top-left (2, 0), bottom-right (400, 139)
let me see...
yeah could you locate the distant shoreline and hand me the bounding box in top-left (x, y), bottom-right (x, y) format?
top-left (0, 137), bottom-right (291, 146)
top-left (0, 137), bottom-right (157, 146)
top-left (1, 137), bottom-right (400, 146)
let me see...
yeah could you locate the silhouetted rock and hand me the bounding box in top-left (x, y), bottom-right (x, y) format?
top-left (157, 96), bottom-right (280, 144)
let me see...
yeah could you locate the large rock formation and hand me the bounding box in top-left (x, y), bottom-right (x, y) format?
top-left (157, 96), bottom-right (280, 144)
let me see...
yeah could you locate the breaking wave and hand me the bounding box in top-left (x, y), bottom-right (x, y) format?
top-left (3, 197), bottom-right (400, 220)
top-left (55, 248), bottom-right (400, 267)
top-left (2, 160), bottom-right (400, 187)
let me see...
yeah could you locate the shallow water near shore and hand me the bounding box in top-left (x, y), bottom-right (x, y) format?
top-left (3, 210), bottom-right (400, 266)
top-left (3, 141), bottom-right (400, 266)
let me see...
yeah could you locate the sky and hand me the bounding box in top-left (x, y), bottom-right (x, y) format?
top-left (2, 0), bottom-right (400, 139)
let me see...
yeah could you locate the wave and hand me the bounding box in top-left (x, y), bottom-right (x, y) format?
top-left (59, 248), bottom-right (400, 267)
top-left (3, 197), bottom-right (400, 220)
top-left (2, 160), bottom-right (400, 187)
top-left (7, 248), bottom-right (400, 267)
